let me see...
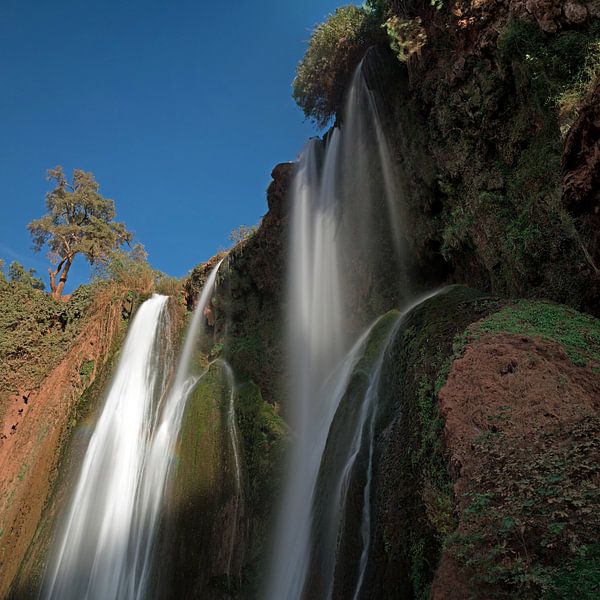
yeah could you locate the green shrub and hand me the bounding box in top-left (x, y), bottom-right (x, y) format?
top-left (293, 5), bottom-right (382, 126)
top-left (93, 243), bottom-right (179, 296)
top-left (498, 20), bottom-right (600, 131)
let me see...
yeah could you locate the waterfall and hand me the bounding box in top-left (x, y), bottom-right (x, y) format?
top-left (43, 261), bottom-right (223, 600)
top-left (41, 294), bottom-right (172, 600)
top-left (220, 359), bottom-right (243, 586)
top-left (309, 315), bottom-right (401, 600)
top-left (267, 57), bottom-right (407, 600)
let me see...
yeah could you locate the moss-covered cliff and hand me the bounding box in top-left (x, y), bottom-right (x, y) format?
top-left (158, 361), bottom-right (287, 599)
top-left (313, 285), bottom-right (600, 599)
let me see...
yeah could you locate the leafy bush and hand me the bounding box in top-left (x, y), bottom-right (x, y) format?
top-left (93, 243), bottom-right (157, 293)
top-left (383, 16), bottom-right (427, 62)
top-left (498, 20), bottom-right (600, 131)
top-left (293, 5), bottom-right (382, 126)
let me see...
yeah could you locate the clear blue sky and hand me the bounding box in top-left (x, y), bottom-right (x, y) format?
top-left (1, 0), bottom-right (357, 291)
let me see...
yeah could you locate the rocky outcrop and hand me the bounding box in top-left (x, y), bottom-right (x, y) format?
top-left (185, 162), bottom-right (294, 408)
top-left (179, 164), bottom-right (293, 598)
top-left (332, 286), bottom-right (600, 599)
top-left (158, 361), bottom-right (287, 599)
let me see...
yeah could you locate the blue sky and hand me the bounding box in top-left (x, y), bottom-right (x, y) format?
top-left (1, 0), bottom-right (357, 291)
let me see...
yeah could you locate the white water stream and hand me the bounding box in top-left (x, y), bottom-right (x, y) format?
top-left (43, 262), bottom-right (223, 600)
top-left (221, 359), bottom-right (243, 586)
top-left (267, 58), bottom-right (407, 600)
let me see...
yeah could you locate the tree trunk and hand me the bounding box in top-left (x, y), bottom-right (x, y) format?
top-left (50, 255), bottom-right (73, 300)
top-left (48, 257), bottom-right (66, 297)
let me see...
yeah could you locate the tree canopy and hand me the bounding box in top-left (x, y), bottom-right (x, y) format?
top-left (28, 167), bottom-right (132, 299)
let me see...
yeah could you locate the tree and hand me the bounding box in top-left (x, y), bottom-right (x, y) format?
top-left (28, 167), bottom-right (132, 299)
top-left (229, 224), bottom-right (258, 246)
top-left (7, 261), bottom-right (45, 290)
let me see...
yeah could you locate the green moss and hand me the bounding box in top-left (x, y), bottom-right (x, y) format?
top-left (162, 363), bottom-right (288, 599)
top-left (174, 363), bottom-right (231, 500)
top-left (160, 362), bottom-right (235, 597)
top-left (468, 300), bottom-right (600, 367)
top-left (356, 310), bottom-right (401, 371)
top-left (235, 381), bottom-right (288, 516)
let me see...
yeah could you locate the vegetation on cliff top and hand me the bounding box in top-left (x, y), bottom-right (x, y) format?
top-left (28, 167), bottom-right (133, 299)
top-left (0, 242), bottom-right (179, 422)
top-left (292, 1), bottom-right (443, 125)
top-left (292, 4), bottom-right (382, 126)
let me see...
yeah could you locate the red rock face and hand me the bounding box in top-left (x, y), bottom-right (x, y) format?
top-left (432, 332), bottom-right (600, 599)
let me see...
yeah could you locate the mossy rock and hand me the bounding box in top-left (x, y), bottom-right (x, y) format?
top-left (159, 361), bottom-right (239, 598)
top-left (159, 362), bottom-right (288, 599)
top-left (334, 285), bottom-right (600, 599)
top-left (305, 310), bottom-right (401, 598)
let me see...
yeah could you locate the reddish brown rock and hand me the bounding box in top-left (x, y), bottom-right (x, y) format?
top-left (432, 332), bottom-right (600, 599)
top-left (564, 0), bottom-right (589, 22)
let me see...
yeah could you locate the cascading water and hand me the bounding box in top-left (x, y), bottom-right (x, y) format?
top-left (43, 262), bottom-right (223, 600)
top-left (221, 360), bottom-right (243, 585)
top-left (42, 294), bottom-right (172, 600)
top-left (267, 56), bottom-right (409, 600)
